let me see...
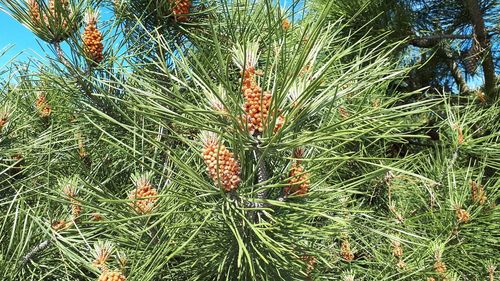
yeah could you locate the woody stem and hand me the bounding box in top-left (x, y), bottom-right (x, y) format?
top-left (252, 140), bottom-right (271, 222)
top-left (253, 140), bottom-right (269, 203)
top-left (52, 42), bottom-right (109, 112)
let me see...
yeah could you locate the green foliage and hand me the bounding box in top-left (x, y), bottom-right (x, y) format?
top-left (0, 0), bottom-right (498, 280)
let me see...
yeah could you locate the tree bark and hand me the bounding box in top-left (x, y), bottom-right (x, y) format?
top-left (465, 0), bottom-right (496, 100)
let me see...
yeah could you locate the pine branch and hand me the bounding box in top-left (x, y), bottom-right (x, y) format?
top-left (409, 34), bottom-right (472, 48)
top-left (252, 140), bottom-right (270, 222)
top-left (448, 60), bottom-right (469, 94)
top-left (53, 43), bottom-right (119, 118)
top-left (253, 142), bottom-right (269, 207)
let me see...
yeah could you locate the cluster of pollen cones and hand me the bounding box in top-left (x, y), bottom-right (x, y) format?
top-left (340, 239), bottom-right (354, 261)
top-left (201, 132), bottom-right (241, 192)
top-left (455, 208), bottom-right (470, 223)
top-left (128, 175), bottom-right (158, 214)
top-left (27, 0), bottom-right (105, 62)
top-left (51, 219), bottom-right (71, 231)
top-left (35, 94), bottom-right (52, 118)
top-left (93, 242), bottom-right (126, 280)
top-left (284, 148), bottom-right (310, 196)
top-left (470, 181), bottom-right (486, 204)
top-left (240, 67), bottom-right (284, 135)
top-left (285, 161), bottom-right (310, 196)
top-left (98, 271), bottom-right (126, 281)
top-left (200, 44), bottom-right (313, 194)
top-left (0, 118), bottom-right (6, 130)
top-left (48, 0), bottom-right (69, 26)
top-left (27, 0), bottom-right (42, 22)
top-left (83, 11), bottom-right (104, 63)
top-left (0, 111), bottom-right (9, 130)
top-left (169, 0), bottom-right (191, 22)
top-left (28, 0), bottom-right (74, 41)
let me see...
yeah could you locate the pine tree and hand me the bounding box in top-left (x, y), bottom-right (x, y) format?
top-left (0, 0), bottom-right (498, 280)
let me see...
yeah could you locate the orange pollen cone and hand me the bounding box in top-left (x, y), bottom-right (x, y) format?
top-left (202, 143), bottom-right (241, 192)
top-left (128, 183), bottom-right (158, 214)
top-left (169, 0), bottom-right (191, 22)
top-left (240, 68), bottom-right (283, 135)
top-left (83, 20), bottom-right (104, 63)
top-left (98, 271), bottom-right (126, 281)
top-left (284, 161), bottom-right (310, 196)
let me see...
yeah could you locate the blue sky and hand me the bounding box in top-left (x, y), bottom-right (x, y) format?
top-left (0, 12), bottom-right (46, 67)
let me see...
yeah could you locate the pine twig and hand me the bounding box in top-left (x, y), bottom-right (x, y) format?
top-left (275, 192), bottom-right (287, 203)
top-left (20, 239), bottom-right (52, 265)
top-left (448, 60), bottom-right (469, 94)
top-left (409, 34), bottom-right (472, 48)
